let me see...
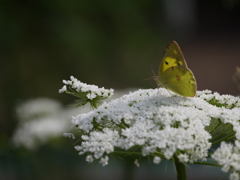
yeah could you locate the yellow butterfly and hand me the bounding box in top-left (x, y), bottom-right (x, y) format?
top-left (157, 41), bottom-right (197, 97)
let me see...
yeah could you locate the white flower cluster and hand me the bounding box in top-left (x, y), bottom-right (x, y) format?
top-left (12, 98), bottom-right (83, 150)
top-left (66, 88), bottom-right (240, 169)
top-left (198, 90), bottom-right (240, 140)
top-left (212, 141), bottom-right (240, 180)
top-left (59, 76), bottom-right (114, 100)
top-left (16, 98), bottom-right (62, 122)
top-left (197, 90), bottom-right (240, 109)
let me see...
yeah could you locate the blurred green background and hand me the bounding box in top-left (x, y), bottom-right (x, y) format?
top-left (1, 0), bottom-right (240, 179)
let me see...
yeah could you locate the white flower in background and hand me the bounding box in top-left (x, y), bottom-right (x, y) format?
top-left (16, 98), bottom-right (62, 122)
top-left (62, 86), bottom-right (240, 180)
top-left (11, 98), bottom-right (83, 150)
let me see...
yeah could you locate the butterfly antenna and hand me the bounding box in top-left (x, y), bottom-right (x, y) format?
top-left (150, 66), bottom-right (156, 77)
top-left (139, 77), bottom-right (155, 82)
top-left (139, 66), bottom-right (157, 82)
top-left (149, 66), bottom-right (159, 85)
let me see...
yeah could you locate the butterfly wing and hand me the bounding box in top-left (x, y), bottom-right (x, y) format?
top-left (158, 41), bottom-right (188, 76)
top-left (158, 66), bottom-right (196, 97)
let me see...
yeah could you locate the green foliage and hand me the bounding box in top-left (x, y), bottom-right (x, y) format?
top-left (207, 118), bottom-right (235, 146)
top-left (66, 87), bottom-right (107, 109)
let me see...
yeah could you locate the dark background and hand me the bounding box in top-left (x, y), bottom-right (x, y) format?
top-left (1, 0), bottom-right (239, 179)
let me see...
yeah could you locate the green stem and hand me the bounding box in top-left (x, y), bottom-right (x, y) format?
top-left (193, 161), bottom-right (221, 167)
top-left (174, 158), bottom-right (187, 180)
top-left (113, 151), bottom-right (142, 156)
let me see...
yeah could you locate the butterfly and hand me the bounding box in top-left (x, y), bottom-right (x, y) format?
top-left (156, 41), bottom-right (197, 97)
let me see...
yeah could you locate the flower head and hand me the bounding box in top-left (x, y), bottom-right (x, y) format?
top-left (63, 85), bottom-right (240, 180)
top-left (59, 76), bottom-right (114, 108)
